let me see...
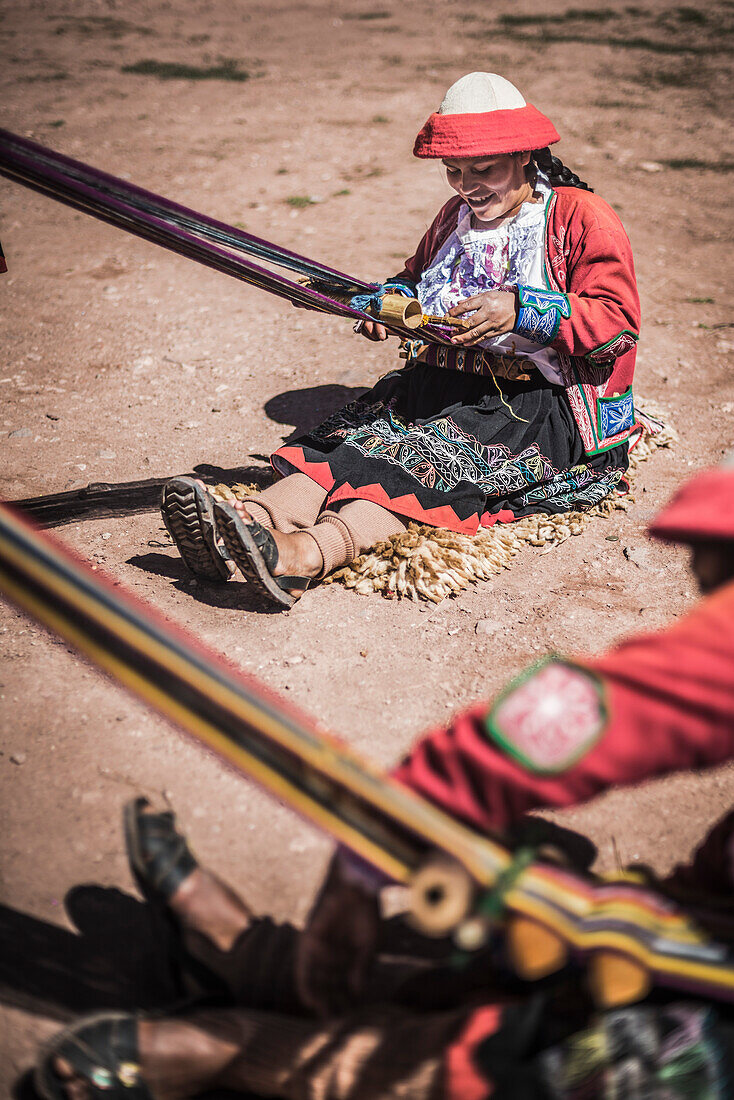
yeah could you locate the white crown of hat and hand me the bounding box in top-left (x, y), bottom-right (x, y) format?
top-left (438, 73), bottom-right (527, 116)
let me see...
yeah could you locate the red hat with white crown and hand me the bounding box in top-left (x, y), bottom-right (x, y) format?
top-left (649, 451), bottom-right (734, 544)
top-left (413, 72), bottom-right (560, 159)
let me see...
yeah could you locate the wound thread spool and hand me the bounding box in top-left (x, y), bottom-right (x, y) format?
top-left (407, 856), bottom-right (475, 937)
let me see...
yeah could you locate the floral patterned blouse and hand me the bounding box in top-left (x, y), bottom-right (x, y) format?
top-left (415, 175), bottom-right (563, 384)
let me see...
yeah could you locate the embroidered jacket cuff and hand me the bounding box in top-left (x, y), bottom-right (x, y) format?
top-left (585, 329), bottom-right (639, 363)
top-left (513, 286), bottom-right (571, 346)
top-left (384, 277), bottom-right (418, 297)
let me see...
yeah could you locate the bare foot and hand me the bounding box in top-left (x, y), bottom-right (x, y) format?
top-left (50, 1018), bottom-right (239, 1100)
top-left (231, 500), bottom-right (323, 597)
top-left (268, 529), bottom-right (323, 589)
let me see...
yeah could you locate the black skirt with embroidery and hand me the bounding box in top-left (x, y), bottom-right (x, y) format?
top-left (272, 363), bottom-right (628, 534)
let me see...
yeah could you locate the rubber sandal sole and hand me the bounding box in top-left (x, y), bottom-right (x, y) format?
top-left (214, 501), bottom-right (299, 610)
top-left (161, 477), bottom-right (232, 582)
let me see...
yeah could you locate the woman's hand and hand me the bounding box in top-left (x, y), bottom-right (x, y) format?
top-left (358, 320), bottom-right (389, 341)
top-left (296, 853), bottom-right (381, 1017)
top-left (448, 290), bottom-right (517, 346)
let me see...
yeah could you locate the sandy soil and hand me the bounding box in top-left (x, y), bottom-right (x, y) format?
top-left (1, 0), bottom-right (733, 1087)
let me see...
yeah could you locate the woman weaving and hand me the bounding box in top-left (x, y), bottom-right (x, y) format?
top-left (163, 72), bottom-right (641, 609)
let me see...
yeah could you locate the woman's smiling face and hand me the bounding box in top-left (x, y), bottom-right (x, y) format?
top-left (443, 152), bottom-right (532, 226)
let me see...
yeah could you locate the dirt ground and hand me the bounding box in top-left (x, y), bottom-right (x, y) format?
top-left (1, 0), bottom-right (733, 1087)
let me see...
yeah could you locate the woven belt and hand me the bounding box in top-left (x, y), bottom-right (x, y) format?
top-left (402, 342), bottom-right (537, 382)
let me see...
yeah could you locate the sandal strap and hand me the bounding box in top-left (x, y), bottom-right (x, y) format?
top-left (37, 1013), bottom-right (152, 1099)
top-left (275, 575), bottom-right (311, 592)
top-left (243, 521), bottom-right (310, 594)
top-left (147, 832), bottom-right (198, 899)
top-left (126, 797), bottom-right (198, 902)
top-left (245, 519), bottom-right (279, 572)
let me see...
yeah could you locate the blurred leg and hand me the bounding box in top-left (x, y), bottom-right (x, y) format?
top-left (181, 1003), bottom-right (461, 1100)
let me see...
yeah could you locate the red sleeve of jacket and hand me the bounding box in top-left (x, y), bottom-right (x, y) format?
top-left (392, 197), bottom-right (463, 285)
top-left (547, 190), bottom-right (640, 360)
top-left (391, 582), bottom-right (734, 833)
top-left (0, 238), bottom-right (7, 275)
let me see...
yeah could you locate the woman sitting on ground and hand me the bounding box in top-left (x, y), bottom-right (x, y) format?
top-left (162, 71), bottom-right (641, 610)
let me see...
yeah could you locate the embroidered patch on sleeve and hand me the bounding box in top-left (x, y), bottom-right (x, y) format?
top-left (586, 330), bottom-right (638, 364)
top-left (485, 658), bottom-right (607, 774)
top-left (597, 387), bottom-right (635, 440)
top-left (514, 286), bottom-right (571, 346)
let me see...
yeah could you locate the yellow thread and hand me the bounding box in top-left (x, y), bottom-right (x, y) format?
top-left (487, 360), bottom-right (529, 424)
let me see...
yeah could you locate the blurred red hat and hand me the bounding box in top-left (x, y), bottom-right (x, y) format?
top-left (649, 453), bottom-right (734, 543)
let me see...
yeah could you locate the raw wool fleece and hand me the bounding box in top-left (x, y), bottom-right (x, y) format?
top-left (209, 409), bottom-right (675, 604)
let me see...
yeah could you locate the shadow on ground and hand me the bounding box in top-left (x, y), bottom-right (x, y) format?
top-left (0, 886), bottom-right (254, 1098)
top-left (264, 383), bottom-right (366, 441)
top-left (0, 886), bottom-right (177, 1024)
top-left (126, 552), bottom-right (300, 612)
top-left (10, 384), bottom-right (366, 528)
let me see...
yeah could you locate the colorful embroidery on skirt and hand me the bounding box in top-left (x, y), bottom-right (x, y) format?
top-left (520, 463), bottom-right (625, 510)
top-left (308, 398), bottom-right (397, 443)
top-left (305, 397), bottom-right (625, 512)
top-left (344, 412), bottom-right (556, 496)
top-left (540, 1005), bottom-right (726, 1098)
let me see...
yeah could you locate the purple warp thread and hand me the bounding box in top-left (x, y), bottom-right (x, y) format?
top-left (0, 128), bottom-right (450, 342)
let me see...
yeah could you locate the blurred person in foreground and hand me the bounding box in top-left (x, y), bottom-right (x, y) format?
top-left (36, 455), bottom-right (734, 1099)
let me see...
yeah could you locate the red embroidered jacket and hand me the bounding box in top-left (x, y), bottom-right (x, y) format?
top-left (395, 187), bottom-right (641, 456)
top-left (392, 581), bottom-right (734, 832)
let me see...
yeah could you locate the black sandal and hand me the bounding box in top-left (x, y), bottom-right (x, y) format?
top-left (35, 1012), bottom-right (151, 1099)
top-left (124, 796), bottom-right (198, 902)
top-left (213, 501), bottom-right (311, 610)
top-left (161, 476), bottom-right (234, 582)
top-left (124, 798), bottom-right (227, 997)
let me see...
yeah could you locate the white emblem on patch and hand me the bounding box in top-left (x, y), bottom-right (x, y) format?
top-left (486, 660), bottom-right (606, 773)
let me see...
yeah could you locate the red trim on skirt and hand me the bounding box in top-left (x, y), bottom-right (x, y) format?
top-left (273, 446), bottom-right (521, 535)
top-left (326, 480), bottom-right (481, 534)
top-left (272, 447), bottom-right (336, 491)
top-left (445, 1006), bottom-right (502, 1100)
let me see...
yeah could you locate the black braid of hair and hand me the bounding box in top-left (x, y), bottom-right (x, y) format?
top-left (532, 147), bottom-right (593, 192)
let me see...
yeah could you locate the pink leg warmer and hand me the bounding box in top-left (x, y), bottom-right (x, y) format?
top-left (308, 499), bottom-right (407, 577)
top-left (238, 473), bottom-right (327, 533)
